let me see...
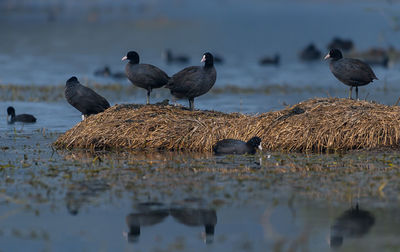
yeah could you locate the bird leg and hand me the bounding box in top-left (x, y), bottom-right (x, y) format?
top-left (349, 86), bottom-right (353, 99)
top-left (355, 86), bottom-right (359, 100)
top-left (146, 89), bottom-right (151, 105)
top-left (189, 98), bottom-right (194, 111)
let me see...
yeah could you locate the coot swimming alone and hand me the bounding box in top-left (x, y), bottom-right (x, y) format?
top-left (213, 136), bottom-right (262, 155)
top-left (324, 48), bottom-right (378, 99)
top-left (123, 51), bottom-right (170, 104)
top-left (7, 106), bottom-right (36, 124)
top-left (65, 76), bottom-right (110, 120)
top-left (165, 52), bottom-right (216, 111)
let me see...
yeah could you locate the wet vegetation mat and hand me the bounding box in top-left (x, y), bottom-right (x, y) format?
top-left (54, 98), bottom-right (400, 152)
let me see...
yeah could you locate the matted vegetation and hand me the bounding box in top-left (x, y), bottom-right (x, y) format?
top-left (53, 98), bottom-right (400, 152)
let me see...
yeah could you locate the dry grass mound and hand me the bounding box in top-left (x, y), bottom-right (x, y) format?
top-left (53, 98), bottom-right (400, 152)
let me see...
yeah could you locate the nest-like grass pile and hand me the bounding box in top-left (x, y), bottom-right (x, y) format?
top-left (53, 98), bottom-right (400, 152)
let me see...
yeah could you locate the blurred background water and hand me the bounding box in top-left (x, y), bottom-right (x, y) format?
top-left (1, 1), bottom-right (400, 251)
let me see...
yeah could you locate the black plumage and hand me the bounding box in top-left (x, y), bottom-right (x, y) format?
top-left (123, 51), bottom-right (170, 104)
top-left (324, 48), bottom-right (378, 99)
top-left (213, 136), bottom-right (262, 155)
top-left (7, 106), bottom-right (36, 123)
top-left (65, 76), bottom-right (110, 120)
top-left (165, 52), bottom-right (217, 111)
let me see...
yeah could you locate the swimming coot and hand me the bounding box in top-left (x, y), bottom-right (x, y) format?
top-left (94, 66), bottom-right (112, 77)
top-left (7, 106), bottom-right (36, 124)
top-left (324, 49), bottom-right (378, 99)
top-left (162, 49), bottom-right (190, 64)
top-left (299, 43), bottom-right (321, 61)
top-left (65, 76), bottom-right (110, 120)
top-left (213, 136), bottom-right (262, 155)
top-left (327, 37), bottom-right (354, 52)
top-left (123, 51), bottom-right (170, 104)
top-left (259, 54), bottom-right (280, 66)
top-left (165, 52), bottom-right (216, 111)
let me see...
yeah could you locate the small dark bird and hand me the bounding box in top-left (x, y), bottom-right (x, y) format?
top-left (259, 54), bottom-right (280, 66)
top-left (213, 136), bottom-right (262, 155)
top-left (7, 106), bottom-right (36, 124)
top-left (162, 49), bottom-right (190, 64)
top-left (94, 66), bottom-right (111, 77)
top-left (165, 52), bottom-right (217, 111)
top-left (299, 43), bottom-right (321, 61)
top-left (122, 51), bottom-right (170, 104)
top-left (65, 76), bottom-right (110, 120)
top-left (327, 37), bottom-right (354, 52)
top-left (324, 49), bottom-right (378, 99)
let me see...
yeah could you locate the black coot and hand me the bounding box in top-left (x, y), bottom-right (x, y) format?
top-left (7, 107), bottom-right (36, 123)
top-left (324, 49), bottom-right (378, 99)
top-left (65, 76), bottom-right (110, 120)
top-left (165, 52), bottom-right (217, 111)
top-left (123, 51), bottom-right (170, 104)
top-left (162, 49), bottom-right (190, 64)
top-left (299, 43), bottom-right (321, 61)
top-left (213, 136), bottom-right (262, 155)
top-left (259, 54), bottom-right (280, 66)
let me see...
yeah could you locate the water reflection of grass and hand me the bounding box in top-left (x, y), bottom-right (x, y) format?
top-left (1, 131), bottom-right (399, 212)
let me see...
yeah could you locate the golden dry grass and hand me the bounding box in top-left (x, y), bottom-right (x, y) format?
top-left (53, 98), bottom-right (400, 152)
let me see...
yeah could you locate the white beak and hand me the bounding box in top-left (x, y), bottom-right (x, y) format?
top-left (121, 56), bottom-right (128, 61)
top-left (201, 55), bottom-right (206, 62)
top-left (324, 53), bottom-right (330, 60)
top-left (258, 144), bottom-right (263, 151)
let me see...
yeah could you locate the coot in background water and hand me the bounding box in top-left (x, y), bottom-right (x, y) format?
top-left (165, 52), bottom-right (217, 111)
top-left (327, 37), bottom-right (354, 52)
top-left (259, 54), bottom-right (280, 66)
top-left (6, 106), bottom-right (37, 124)
top-left (123, 51), bottom-right (170, 104)
top-left (213, 136), bottom-right (262, 155)
top-left (94, 66), bottom-right (112, 77)
top-left (65, 76), bottom-right (111, 120)
top-left (324, 48), bottom-right (378, 99)
top-left (299, 43), bottom-right (322, 61)
top-left (162, 49), bottom-right (190, 64)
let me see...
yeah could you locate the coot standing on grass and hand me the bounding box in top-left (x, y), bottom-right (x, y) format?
top-left (324, 49), bottom-right (378, 99)
top-left (213, 137), bottom-right (262, 155)
top-left (123, 51), bottom-right (170, 104)
top-left (7, 107), bottom-right (36, 123)
top-left (165, 52), bottom-right (216, 111)
top-left (65, 76), bottom-right (110, 120)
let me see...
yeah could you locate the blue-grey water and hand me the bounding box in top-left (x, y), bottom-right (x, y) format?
top-left (1, 0), bottom-right (400, 251)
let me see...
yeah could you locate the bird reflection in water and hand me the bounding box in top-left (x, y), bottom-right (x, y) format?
top-left (124, 198), bottom-right (217, 244)
top-left (125, 202), bottom-right (170, 243)
top-left (170, 198), bottom-right (217, 244)
top-left (330, 204), bottom-right (375, 249)
top-left (65, 180), bottom-right (110, 216)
